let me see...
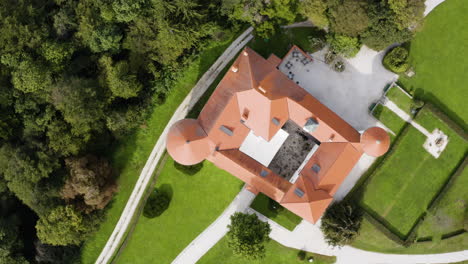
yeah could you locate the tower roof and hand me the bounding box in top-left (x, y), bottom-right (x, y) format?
top-left (166, 119), bottom-right (213, 165)
top-left (361, 127), bottom-right (390, 157)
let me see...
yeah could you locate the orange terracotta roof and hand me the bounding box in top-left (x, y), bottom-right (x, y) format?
top-left (301, 142), bottom-right (362, 195)
top-left (361, 127), bottom-right (390, 157)
top-left (280, 176), bottom-right (333, 223)
top-left (166, 119), bottom-right (214, 165)
top-left (166, 46), bottom-right (390, 224)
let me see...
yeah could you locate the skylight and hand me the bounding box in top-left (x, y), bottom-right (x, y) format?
top-left (312, 164), bottom-right (321, 173)
top-left (303, 118), bottom-right (319, 133)
top-left (219, 125), bottom-right (233, 136)
top-left (272, 117), bottom-right (280, 126)
top-left (260, 169), bottom-right (269, 178)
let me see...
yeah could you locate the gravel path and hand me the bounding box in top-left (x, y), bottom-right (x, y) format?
top-left (95, 27), bottom-right (253, 264)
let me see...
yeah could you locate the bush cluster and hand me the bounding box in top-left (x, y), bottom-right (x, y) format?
top-left (143, 189), bottom-right (171, 218)
top-left (383, 46), bottom-right (410, 73)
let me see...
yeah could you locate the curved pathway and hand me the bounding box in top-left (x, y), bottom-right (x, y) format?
top-left (95, 27), bottom-right (253, 264)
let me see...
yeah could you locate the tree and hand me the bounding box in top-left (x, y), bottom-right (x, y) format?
top-left (0, 218), bottom-right (28, 264)
top-left (227, 212), bottom-right (271, 260)
top-left (36, 205), bottom-right (101, 246)
top-left (99, 55), bottom-right (143, 99)
top-left (10, 57), bottom-right (53, 93)
top-left (320, 201), bottom-right (362, 247)
top-left (383, 46), bottom-right (410, 73)
top-left (61, 155), bottom-right (117, 213)
top-left (143, 189), bottom-right (171, 218)
top-left (298, 0), bottom-right (328, 28)
top-left (327, 34), bottom-right (361, 58)
top-left (388, 0), bottom-right (425, 29)
top-left (51, 77), bottom-right (105, 139)
top-left (361, 20), bottom-right (412, 51)
top-left (328, 0), bottom-right (370, 37)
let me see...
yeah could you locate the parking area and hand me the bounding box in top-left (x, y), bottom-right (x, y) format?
top-left (279, 46), bottom-right (398, 131)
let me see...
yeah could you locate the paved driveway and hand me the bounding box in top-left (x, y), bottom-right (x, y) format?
top-left (279, 46), bottom-right (397, 131)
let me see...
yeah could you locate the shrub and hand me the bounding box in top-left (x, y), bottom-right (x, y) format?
top-left (361, 20), bottom-right (412, 51)
top-left (268, 198), bottom-right (284, 213)
top-left (143, 189), bottom-right (171, 218)
top-left (383, 46), bottom-right (410, 73)
top-left (333, 61), bottom-right (345, 72)
top-left (297, 250), bottom-right (306, 260)
top-left (320, 201), bottom-right (363, 247)
top-left (324, 51), bottom-right (337, 64)
top-left (174, 161), bottom-right (204, 176)
top-left (327, 34), bottom-right (361, 58)
top-left (227, 212), bottom-right (271, 260)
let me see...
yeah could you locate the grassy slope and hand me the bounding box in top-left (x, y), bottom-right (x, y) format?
top-left (198, 236), bottom-right (336, 264)
top-left (399, 0), bottom-right (468, 129)
top-left (250, 193), bottom-right (302, 231)
top-left (385, 87), bottom-right (413, 114)
top-left (80, 31), bottom-right (239, 264)
top-left (360, 107), bottom-right (467, 237)
top-left (116, 159), bottom-right (242, 264)
top-left (372, 104), bottom-right (406, 136)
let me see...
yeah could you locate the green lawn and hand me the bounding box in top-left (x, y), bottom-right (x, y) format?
top-left (250, 193), bottom-right (302, 231)
top-left (352, 218), bottom-right (468, 254)
top-left (399, 0), bottom-right (468, 129)
top-left (80, 30), bottom-right (240, 264)
top-left (359, 107), bottom-right (467, 238)
top-left (115, 158), bottom-right (243, 264)
top-left (198, 235), bottom-right (336, 264)
top-left (249, 27), bottom-right (326, 58)
top-left (372, 104), bottom-right (407, 136)
top-left (417, 166), bottom-right (467, 238)
top-left (385, 86), bottom-right (414, 114)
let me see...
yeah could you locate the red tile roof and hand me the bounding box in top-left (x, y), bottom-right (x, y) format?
top-left (166, 46), bottom-right (390, 223)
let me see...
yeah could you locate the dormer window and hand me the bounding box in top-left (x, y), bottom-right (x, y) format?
top-left (258, 86), bottom-right (266, 94)
top-left (271, 117), bottom-right (280, 126)
top-left (304, 117), bottom-right (319, 133)
top-left (294, 188), bottom-right (304, 197)
top-left (242, 109), bottom-right (249, 120)
top-left (312, 164), bottom-right (321, 173)
top-left (260, 169), bottom-right (269, 178)
top-left (219, 125), bottom-right (233, 136)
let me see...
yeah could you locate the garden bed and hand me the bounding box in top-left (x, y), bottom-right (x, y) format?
top-left (359, 106), bottom-right (467, 238)
top-left (250, 193), bottom-right (302, 231)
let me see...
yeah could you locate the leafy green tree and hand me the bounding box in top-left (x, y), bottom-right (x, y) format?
top-left (40, 41), bottom-right (75, 70)
top-left (11, 57), bottom-right (53, 93)
top-left (383, 46), bottom-right (410, 73)
top-left (388, 0), bottom-right (425, 29)
top-left (0, 218), bottom-right (28, 264)
top-left (327, 34), bottom-right (361, 58)
top-left (99, 55), bottom-right (143, 99)
top-left (227, 212), bottom-right (271, 260)
top-left (320, 201), bottom-right (362, 247)
top-left (61, 155), bottom-right (117, 212)
top-left (299, 0), bottom-right (329, 28)
top-left (36, 205), bottom-right (101, 246)
top-left (106, 103), bottom-right (147, 137)
top-left (51, 77), bottom-right (105, 138)
top-left (361, 20), bottom-right (412, 51)
top-left (328, 0), bottom-right (370, 37)
top-left (101, 0), bottom-right (146, 23)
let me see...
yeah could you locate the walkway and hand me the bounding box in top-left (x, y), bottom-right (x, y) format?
top-left (251, 210), bottom-right (468, 264)
top-left (383, 100), bottom-right (431, 137)
top-left (172, 187), bottom-right (256, 264)
top-left (95, 27), bottom-right (254, 264)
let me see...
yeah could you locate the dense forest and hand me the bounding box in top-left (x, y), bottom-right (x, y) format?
top-left (0, 0), bottom-right (424, 262)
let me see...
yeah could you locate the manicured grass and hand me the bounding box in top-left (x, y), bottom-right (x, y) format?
top-left (80, 30), bottom-right (240, 264)
top-left (250, 193), bottom-right (302, 231)
top-left (372, 104), bottom-right (406, 136)
top-left (352, 218), bottom-right (468, 254)
top-left (417, 167), bottom-right (467, 238)
top-left (399, 0), bottom-right (468, 129)
top-left (115, 158), bottom-right (243, 264)
top-left (385, 86), bottom-right (413, 114)
top-left (249, 27), bottom-right (326, 58)
top-left (198, 235), bottom-right (336, 264)
top-left (359, 107), bottom-right (467, 238)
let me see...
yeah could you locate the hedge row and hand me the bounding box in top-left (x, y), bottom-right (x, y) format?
top-left (358, 105), bottom-right (467, 247)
